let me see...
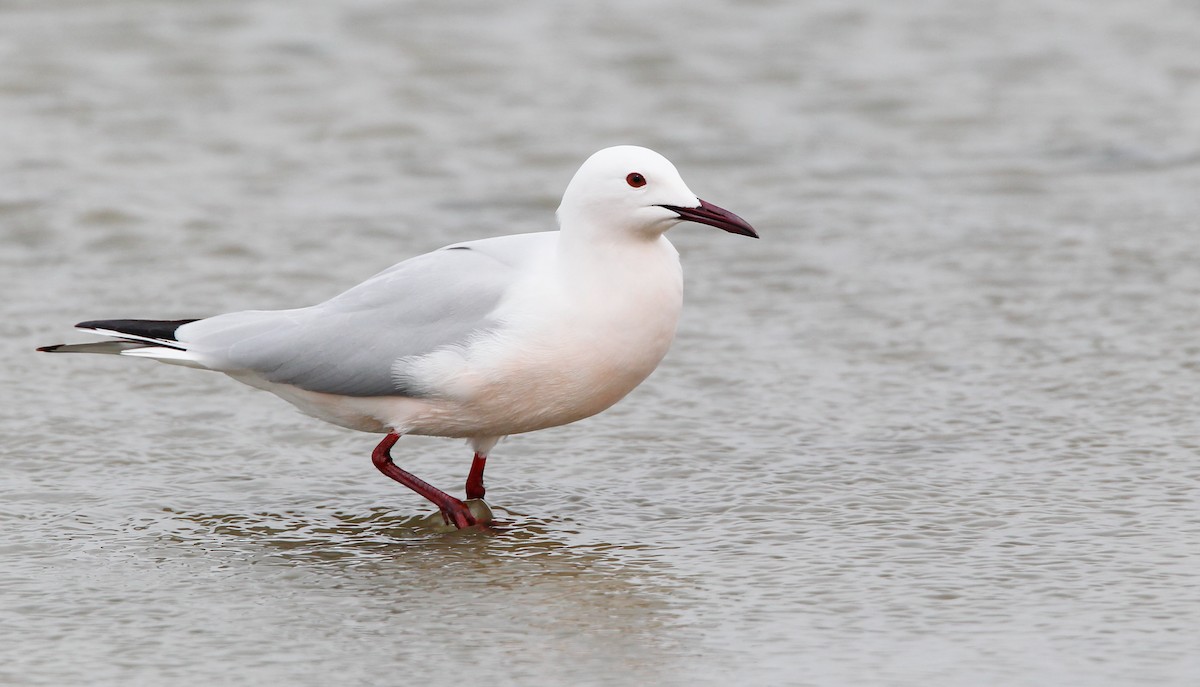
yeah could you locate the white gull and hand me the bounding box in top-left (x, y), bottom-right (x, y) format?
top-left (39, 145), bottom-right (758, 528)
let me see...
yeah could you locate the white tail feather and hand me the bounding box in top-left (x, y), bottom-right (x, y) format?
top-left (120, 346), bottom-right (208, 369)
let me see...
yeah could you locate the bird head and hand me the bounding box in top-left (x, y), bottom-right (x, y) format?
top-left (557, 145), bottom-right (758, 241)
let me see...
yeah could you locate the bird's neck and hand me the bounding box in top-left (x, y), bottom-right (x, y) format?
top-left (553, 226), bottom-right (682, 309)
top-left (557, 221), bottom-right (672, 268)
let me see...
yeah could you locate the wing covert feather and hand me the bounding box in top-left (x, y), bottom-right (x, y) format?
top-left (177, 241), bottom-right (539, 396)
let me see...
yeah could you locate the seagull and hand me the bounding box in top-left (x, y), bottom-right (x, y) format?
top-left (38, 145), bottom-right (758, 528)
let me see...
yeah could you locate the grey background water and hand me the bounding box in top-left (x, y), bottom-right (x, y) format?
top-left (2, 1), bottom-right (1198, 685)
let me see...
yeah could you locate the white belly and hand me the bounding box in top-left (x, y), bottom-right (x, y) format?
top-left (235, 305), bottom-right (679, 439)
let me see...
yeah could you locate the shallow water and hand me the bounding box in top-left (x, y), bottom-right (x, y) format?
top-left (4, 1), bottom-right (1200, 685)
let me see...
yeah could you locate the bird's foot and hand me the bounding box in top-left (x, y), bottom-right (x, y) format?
top-left (373, 434), bottom-right (494, 530)
top-left (440, 500), bottom-right (476, 529)
top-left (437, 498), bottom-right (493, 529)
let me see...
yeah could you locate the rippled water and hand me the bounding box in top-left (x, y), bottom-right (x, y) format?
top-left (4, 1), bottom-right (1200, 685)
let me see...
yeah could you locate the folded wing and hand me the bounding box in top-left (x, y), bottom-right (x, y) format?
top-left (179, 238), bottom-right (541, 397)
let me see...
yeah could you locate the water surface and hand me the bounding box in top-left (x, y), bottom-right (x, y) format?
top-left (3, 1), bottom-right (1199, 685)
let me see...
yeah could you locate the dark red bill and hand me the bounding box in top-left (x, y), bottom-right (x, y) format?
top-left (658, 199), bottom-right (758, 238)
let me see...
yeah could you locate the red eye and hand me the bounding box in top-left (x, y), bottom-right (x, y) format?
top-left (626, 172), bottom-right (646, 188)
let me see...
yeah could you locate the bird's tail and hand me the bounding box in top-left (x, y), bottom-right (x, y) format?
top-left (37, 318), bottom-right (207, 368)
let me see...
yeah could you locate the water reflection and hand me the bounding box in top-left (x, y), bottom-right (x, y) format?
top-left (157, 502), bottom-right (692, 683)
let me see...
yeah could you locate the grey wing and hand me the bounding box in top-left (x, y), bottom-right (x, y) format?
top-left (177, 246), bottom-right (519, 397)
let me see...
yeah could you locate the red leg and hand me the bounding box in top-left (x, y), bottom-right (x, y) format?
top-left (371, 434), bottom-right (476, 529)
top-left (465, 452), bottom-right (487, 500)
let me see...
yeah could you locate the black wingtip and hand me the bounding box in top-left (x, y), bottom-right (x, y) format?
top-left (74, 318), bottom-right (200, 342)
top-left (36, 344), bottom-right (63, 353)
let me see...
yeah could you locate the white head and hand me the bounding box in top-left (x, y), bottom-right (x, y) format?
top-left (556, 145), bottom-right (757, 241)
